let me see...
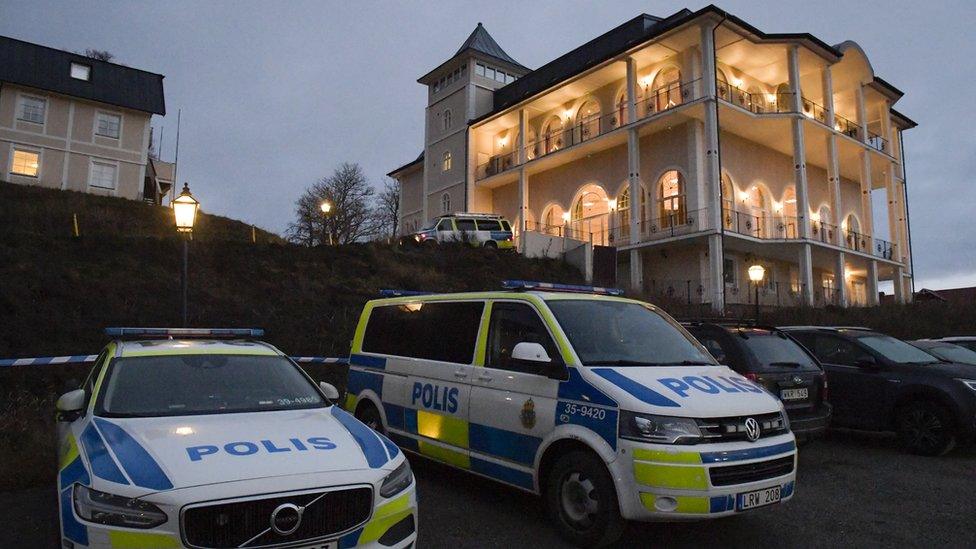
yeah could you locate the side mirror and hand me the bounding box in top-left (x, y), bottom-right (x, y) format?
top-left (512, 342), bottom-right (551, 363)
top-left (319, 382), bottom-right (340, 401)
top-left (56, 389), bottom-right (86, 421)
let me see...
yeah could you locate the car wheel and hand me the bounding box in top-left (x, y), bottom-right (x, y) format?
top-left (483, 240), bottom-right (498, 249)
top-left (545, 450), bottom-right (624, 547)
top-left (896, 401), bottom-right (957, 456)
top-left (355, 402), bottom-right (385, 434)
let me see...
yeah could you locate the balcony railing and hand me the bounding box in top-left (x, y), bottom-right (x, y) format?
top-left (800, 97), bottom-right (829, 126)
top-left (637, 78), bottom-right (703, 120)
top-left (834, 113), bottom-right (861, 140)
top-left (811, 220), bottom-right (839, 245)
top-left (475, 150), bottom-right (518, 180)
top-left (722, 204), bottom-right (801, 240)
top-left (865, 129), bottom-right (889, 154)
top-left (873, 238), bottom-right (894, 260)
top-left (845, 230), bottom-right (870, 253)
top-left (717, 81), bottom-right (794, 114)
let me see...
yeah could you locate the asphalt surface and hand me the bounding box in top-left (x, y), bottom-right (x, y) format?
top-left (3, 430), bottom-right (974, 548)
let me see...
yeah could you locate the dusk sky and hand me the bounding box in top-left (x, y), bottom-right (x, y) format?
top-left (3, 0), bottom-right (973, 290)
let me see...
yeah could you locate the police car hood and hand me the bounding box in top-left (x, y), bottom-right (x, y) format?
top-left (93, 406), bottom-right (398, 493)
top-left (585, 365), bottom-right (782, 417)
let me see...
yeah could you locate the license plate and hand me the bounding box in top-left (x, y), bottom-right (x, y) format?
top-left (737, 486), bottom-right (781, 511)
top-left (780, 388), bottom-right (808, 400)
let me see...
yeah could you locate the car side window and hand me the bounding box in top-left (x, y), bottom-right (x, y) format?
top-left (82, 349), bottom-right (110, 409)
top-left (813, 335), bottom-right (871, 366)
top-left (697, 333), bottom-right (732, 365)
top-left (455, 218), bottom-right (476, 231)
top-left (436, 219), bottom-right (454, 231)
top-left (476, 219), bottom-right (502, 231)
top-left (362, 301), bottom-right (484, 364)
top-left (486, 302), bottom-right (562, 374)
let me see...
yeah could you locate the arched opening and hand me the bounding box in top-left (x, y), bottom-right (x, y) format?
top-left (571, 184), bottom-right (610, 244)
top-left (814, 205), bottom-right (834, 243)
top-left (441, 192), bottom-right (451, 214)
top-left (517, 128), bottom-right (538, 160)
top-left (844, 214), bottom-right (864, 251)
top-left (775, 83), bottom-right (792, 113)
top-left (612, 90), bottom-right (628, 128)
top-left (542, 115), bottom-right (565, 154)
top-left (747, 85), bottom-right (766, 113)
top-left (650, 67), bottom-right (682, 113)
top-left (541, 203), bottom-right (566, 235)
top-left (738, 183), bottom-right (769, 237)
top-left (576, 99), bottom-right (601, 142)
top-left (721, 172), bottom-right (735, 229)
top-left (781, 187), bottom-right (798, 238)
top-left (657, 170), bottom-right (686, 227)
top-left (716, 68), bottom-right (729, 100)
top-left (615, 184), bottom-right (647, 242)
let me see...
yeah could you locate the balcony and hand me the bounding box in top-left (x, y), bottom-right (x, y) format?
top-left (865, 129), bottom-right (889, 154)
top-left (475, 78), bottom-right (703, 182)
top-left (811, 220), bottom-right (839, 246)
top-left (717, 81), bottom-right (794, 115)
top-left (722, 204), bottom-right (801, 240)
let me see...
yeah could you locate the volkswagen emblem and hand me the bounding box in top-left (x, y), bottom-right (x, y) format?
top-left (744, 417), bottom-right (761, 442)
top-left (792, 375), bottom-right (803, 385)
top-left (270, 503), bottom-right (303, 536)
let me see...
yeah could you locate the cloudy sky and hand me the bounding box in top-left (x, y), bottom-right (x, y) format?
top-left (4, 0), bottom-right (974, 289)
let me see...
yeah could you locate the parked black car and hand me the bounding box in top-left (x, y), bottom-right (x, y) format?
top-left (683, 322), bottom-right (831, 440)
top-left (929, 336), bottom-right (976, 353)
top-left (911, 340), bottom-right (976, 366)
top-left (784, 327), bottom-right (976, 456)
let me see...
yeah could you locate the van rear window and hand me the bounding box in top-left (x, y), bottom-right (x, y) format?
top-left (363, 301), bottom-right (484, 364)
top-left (476, 219), bottom-right (502, 231)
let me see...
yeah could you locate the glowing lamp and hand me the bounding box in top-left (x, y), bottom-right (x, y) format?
top-left (172, 183), bottom-right (199, 234)
top-left (320, 200), bottom-right (333, 214)
top-left (748, 264), bottom-right (766, 283)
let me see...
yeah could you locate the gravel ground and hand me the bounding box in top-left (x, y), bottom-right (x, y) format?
top-left (3, 430), bottom-right (974, 548)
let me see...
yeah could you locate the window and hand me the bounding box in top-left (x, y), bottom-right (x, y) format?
top-left (724, 257), bottom-right (737, 286)
top-left (443, 109), bottom-right (452, 131)
top-left (805, 335), bottom-right (872, 367)
top-left (454, 218), bottom-right (476, 231)
top-left (70, 62), bottom-right (91, 81)
top-left (857, 335), bottom-right (939, 364)
top-left (693, 332), bottom-right (733, 365)
top-left (738, 331), bottom-right (819, 371)
top-left (486, 302), bottom-right (562, 373)
top-left (476, 63), bottom-right (486, 77)
top-left (10, 149), bottom-right (40, 177)
top-left (18, 96), bottom-right (46, 124)
top-left (89, 161), bottom-right (118, 190)
top-left (441, 193), bottom-right (451, 214)
top-left (658, 170), bottom-right (686, 225)
top-left (436, 218), bottom-right (454, 231)
top-left (475, 219), bottom-right (502, 231)
top-left (96, 112), bottom-right (122, 139)
top-left (442, 150), bottom-right (452, 172)
top-left (361, 301), bottom-right (485, 364)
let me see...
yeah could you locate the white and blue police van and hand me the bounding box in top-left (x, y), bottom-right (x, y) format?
top-left (55, 328), bottom-right (416, 549)
top-left (344, 282), bottom-right (797, 546)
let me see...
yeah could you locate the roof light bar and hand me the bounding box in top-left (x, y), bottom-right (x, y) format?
top-left (104, 327), bottom-right (265, 338)
top-left (502, 280), bottom-right (625, 296)
top-left (379, 289), bottom-right (435, 298)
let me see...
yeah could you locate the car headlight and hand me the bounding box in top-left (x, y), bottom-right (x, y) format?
top-left (780, 410), bottom-right (791, 432)
top-left (379, 459), bottom-right (413, 498)
top-left (619, 411), bottom-right (702, 444)
top-left (957, 379), bottom-right (976, 392)
top-left (72, 484), bottom-right (167, 529)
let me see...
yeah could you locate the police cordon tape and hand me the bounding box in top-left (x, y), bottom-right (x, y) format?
top-left (0, 355), bottom-right (349, 367)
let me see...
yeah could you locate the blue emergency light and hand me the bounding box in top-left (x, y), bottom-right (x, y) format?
top-left (502, 280), bottom-right (625, 296)
top-left (379, 289), bottom-right (435, 298)
top-left (104, 327), bottom-right (265, 338)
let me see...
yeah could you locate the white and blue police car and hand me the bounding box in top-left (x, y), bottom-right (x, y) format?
top-left (344, 282), bottom-right (797, 546)
top-left (56, 328), bottom-right (416, 549)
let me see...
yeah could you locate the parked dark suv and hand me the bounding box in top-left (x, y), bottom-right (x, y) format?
top-left (683, 323), bottom-right (831, 440)
top-left (784, 327), bottom-right (976, 456)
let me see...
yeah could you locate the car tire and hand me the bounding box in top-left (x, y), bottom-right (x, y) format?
top-left (545, 450), bottom-right (625, 547)
top-left (355, 402), bottom-right (385, 434)
top-left (895, 400), bottom-right (957, 456)
top-left (483, 240), bottom-right (498, 249)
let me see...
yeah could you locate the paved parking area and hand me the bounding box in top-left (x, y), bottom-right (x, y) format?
top-left (4, 430), bottom-right (974, 548)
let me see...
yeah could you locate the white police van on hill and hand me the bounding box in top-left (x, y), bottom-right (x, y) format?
top-left (344, 282), bottom-right (797, 546)
top-left (55, 328), bottom-right (416, 549)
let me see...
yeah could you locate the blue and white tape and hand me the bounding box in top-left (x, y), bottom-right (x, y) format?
top-left (1, 355), bottom-right (348, 368)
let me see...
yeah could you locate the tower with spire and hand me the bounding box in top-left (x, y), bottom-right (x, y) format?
top-left (414, 23), bottom-right (528, 224)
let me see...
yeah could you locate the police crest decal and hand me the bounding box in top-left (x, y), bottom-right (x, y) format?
top-left (520, 398), bottom-right (536, 429)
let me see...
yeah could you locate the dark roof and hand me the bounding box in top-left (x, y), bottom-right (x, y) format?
top-left (387, 151), bottom-right (424, 177)
top-left (0, 35), bottom-right (165, 115)
top-left (890, 107), bottom-right (918, 129)
top-left (455, 23), bottom-right (526, 70)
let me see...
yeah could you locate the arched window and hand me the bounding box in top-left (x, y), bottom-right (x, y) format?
top-left (542, 116), bottom-right (565, 154)
top-left (721, 172), bottom-right (735, 229)
top-left (716, 68), bottom-right (729, 100)
top-left (443, 109), bottom-right (452, 131)
top-left (612, 90), bottom-right (628, 128)
top-left (572, 184), bottom-right (609, 244)
top-left (747, 86), bottom-right (766, 113)
top-left (845, 214), bottom-right (862, 251)
top-left (441, 192), bottom-right (451, 214)
top-left (516, 128), bottom-right (538, 160)
top-left (542, 204), bottom-right (566, 235)
top-left (650, 67), bottom-right (682, 113)
top-left (576, 99), bottom-right (601, 142)
top-left (775, 83), bottom-right (792, 113)
top-left (818, 205), bottom-right (833, 225)
top-left (616, 185), bottom-right (647, 240)
top-left (657, 170), bottom-right (686, 227)
top-left (782, 187), bottom-right (798, 238)
top-left (442, 151), bottom-right (452, 172)
top-left (739, 184), bottom-right (769, 237)
top-left (814, 205), bottom-right (834, 243)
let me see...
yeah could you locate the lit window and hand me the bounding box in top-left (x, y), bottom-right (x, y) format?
top-left (443, 109), bottom-right (452, 131)
top-left (18, 96), bottom-right (46, 124)
top-left (10, 149), bottom-right (40, 177)
top-left (441, 193), bottom-right (451, 214)
top-left (70, 62), bottom-right (91, 81)
top-left (442, 151), bottom-right (452, 172)
top-left (96, 112), bottom-right (121, 139)
top-left (89, 161), bottom-right (118, 190)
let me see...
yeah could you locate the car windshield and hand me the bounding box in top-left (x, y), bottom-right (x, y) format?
top-left (419, 221), bottom-right (437, 231)
top-left (737, 331), bottom-right (820, 371)
top-left (547, 299), bottom-right (715, 366)
top-left (96, 354), bottom-right (325, 417)
top-left (921, 343), bottom-right (976, 365)
top-left (857, 335), bottom-right (940, 364)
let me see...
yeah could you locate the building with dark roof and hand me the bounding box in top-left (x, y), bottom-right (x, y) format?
top-left (389, 5), bottom-right (916, 312)
top-left (0, 35), bottom-right (167, 202)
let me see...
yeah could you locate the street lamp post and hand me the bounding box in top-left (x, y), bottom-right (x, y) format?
top-left (173, 183), bottom-right (199, 327)
top-left (320, 200), bottom-right (334, 246)
top-left (748, 264), bottom-right (766, 322)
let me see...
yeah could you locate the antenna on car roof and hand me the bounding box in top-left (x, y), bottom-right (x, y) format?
top-left (378, 289), bottom-right (436, 298)
top-left (502, 280), bottom-right (625, 296)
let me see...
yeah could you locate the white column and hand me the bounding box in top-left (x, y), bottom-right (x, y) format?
top-left (788, 45), bottom-right (811, 240)
top-left (866, 260), bottom-right (880, 306)
top-left (855, 85), bottom-right (868, 144)
top-left (885, 163), bottom-right (901, 263)
top-left (892, 265), bottom-right (905, 304)
top-left (708, 233), bottom-right (725, 313)
top-left (835, 251), bottom-right (848, 307)
top-left (821, 65), bottom-right (835, 128)
top-left (799, 243), bottom-right (814, 306)
top-left (517, 109), bottom-right (528, 253)
top-left (827, 134), bottom-right (842, 245)
top-left (859, 151), bottom-right (874, 252)
top-left (630, 249), bottom-right (642, 292)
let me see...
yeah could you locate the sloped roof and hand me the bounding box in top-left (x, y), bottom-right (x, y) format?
top-left (387, 151), bottom-right (424, 177)
top-left (455, 23), bottom-right (526, 70)
top-left (0, 35), bottom-right (165, 115)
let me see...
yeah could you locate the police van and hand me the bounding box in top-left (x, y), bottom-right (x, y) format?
top-left (56, 328), bottom-right (416, 549)
top-left (403, 212), bottom-right (515, 249)
top-left (344, 282), bottom-right (798, 546)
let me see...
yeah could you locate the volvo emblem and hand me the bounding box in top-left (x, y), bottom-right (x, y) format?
top-left (744, 417), bottom-right (761, 442)
top-left (270, 503), bottom-right (303, 536)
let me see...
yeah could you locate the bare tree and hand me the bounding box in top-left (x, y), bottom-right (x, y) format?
top-left (287, 163), bottom-right (379, 246)
top-left (85, 49), bottom-right (114, 62)
top-left (374, 178), bottom-right (400, 240)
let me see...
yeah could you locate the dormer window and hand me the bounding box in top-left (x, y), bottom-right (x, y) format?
top-left (70, 62), bottom-right (91, 81)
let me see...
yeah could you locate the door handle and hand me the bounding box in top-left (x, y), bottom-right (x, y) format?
top-left (454, 370), bottom-right (468, 379)
top-left (476, 374), bottom-right (493, 382)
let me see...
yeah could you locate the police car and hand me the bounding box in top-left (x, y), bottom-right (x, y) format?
top-left (344, 282), bottom-right (797, 546)
top-left (56, 328), bottom-right (416, 549)
top-left (402, 212), bottom-right (515, 249)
